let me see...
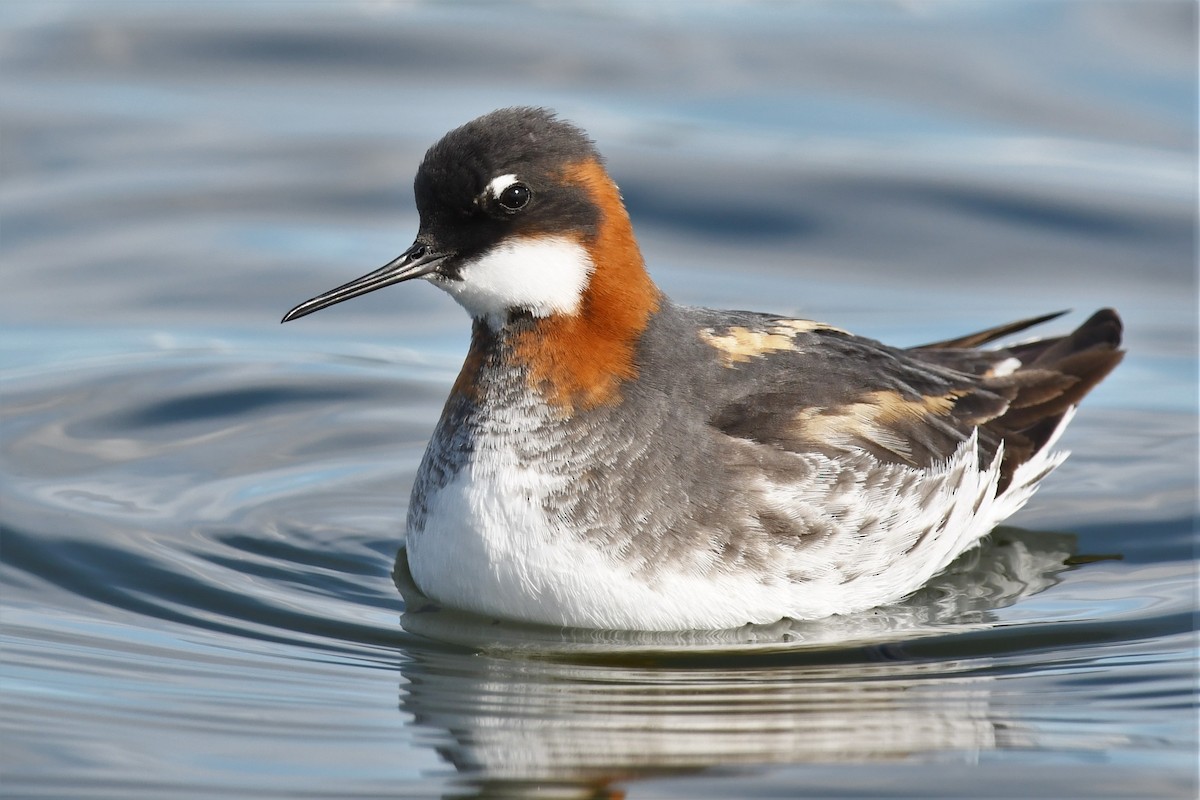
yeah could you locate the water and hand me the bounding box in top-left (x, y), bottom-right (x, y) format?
top-left (2, 2), bottom-right (1196, 797)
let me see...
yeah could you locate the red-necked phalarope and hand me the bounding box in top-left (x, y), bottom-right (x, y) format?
top-left (283, 107), bottom-right (1123, 631)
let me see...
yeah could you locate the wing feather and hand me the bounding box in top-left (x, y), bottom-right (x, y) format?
top-left (699, 309), bottom-right (1122, 490)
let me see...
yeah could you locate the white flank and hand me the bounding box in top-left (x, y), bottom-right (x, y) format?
top-left (438, 235), bottom-right (594, 324)
top-left (408, 403), bottom-right (1078, 631)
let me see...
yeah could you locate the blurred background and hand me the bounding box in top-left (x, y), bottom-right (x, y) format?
top-left (3, 2), bottom-right (1195, 363)
top-left (2, 2), bottom-right (1196, 798)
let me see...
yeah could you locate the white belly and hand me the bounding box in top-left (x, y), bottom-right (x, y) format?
top-left (405, 442), bottom-right (780, 630)
top-left (404, 409), bottom-right (1074, 631)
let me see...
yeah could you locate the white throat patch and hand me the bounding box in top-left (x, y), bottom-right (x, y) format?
top-left (438, 236), bottom-right (595, 324)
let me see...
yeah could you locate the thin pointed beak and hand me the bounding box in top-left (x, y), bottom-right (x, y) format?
top-left (281, 243), bottom-right (446, 323)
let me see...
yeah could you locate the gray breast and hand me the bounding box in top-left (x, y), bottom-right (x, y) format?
top-left (407, 305), bottom-right (845, 584)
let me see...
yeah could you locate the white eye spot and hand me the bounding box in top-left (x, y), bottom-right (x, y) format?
top-left (486, 174), bottom-right (520, 199)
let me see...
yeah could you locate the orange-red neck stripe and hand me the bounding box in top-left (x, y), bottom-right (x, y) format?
top-left (512, 157), bottom-right (661, 411)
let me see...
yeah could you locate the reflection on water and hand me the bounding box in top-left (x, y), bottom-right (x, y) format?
top-left (1, 1), bottom-right (1196, 797)
top-left (403, 650), bottom-right (1011, 799)
top-left (395, 530), bottom-right (1077, 797)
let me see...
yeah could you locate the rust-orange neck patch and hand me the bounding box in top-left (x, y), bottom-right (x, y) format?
top-left (511, 158), bottom-right (661, 412)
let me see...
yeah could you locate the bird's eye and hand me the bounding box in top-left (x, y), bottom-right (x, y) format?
top-left (497, 182), bottom-right (531, 212)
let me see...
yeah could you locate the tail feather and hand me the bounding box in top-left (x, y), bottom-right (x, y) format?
top-left (1021, 308), bottom-right (1123, 368)
top-left (991, 308), bottom-right (1123, 487)
top-left (1001, 310), bottom-right (1123, 431)
top-left (914, 310), bottom-right (1069, 350)
top-left (912, 308), bottom-right (1123, 492)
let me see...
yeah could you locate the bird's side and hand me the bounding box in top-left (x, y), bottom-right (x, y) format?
top-left (283, 107), bottom-right (1124, 631)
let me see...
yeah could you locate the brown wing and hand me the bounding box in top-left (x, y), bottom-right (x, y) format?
top-left (704, 309), bottom-right (1123, 490)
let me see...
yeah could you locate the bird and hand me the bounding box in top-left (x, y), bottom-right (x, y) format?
top-left (283, 107), bottom-right (1123, 631)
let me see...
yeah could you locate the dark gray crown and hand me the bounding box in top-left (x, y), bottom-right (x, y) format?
top-left (416, 108), bottom-right (598, 213)
top-left (408, 108), bottom-right (607, 270)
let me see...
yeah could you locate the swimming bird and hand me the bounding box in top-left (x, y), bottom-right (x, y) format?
top-left (283, 107), bottom-right (1123, 631)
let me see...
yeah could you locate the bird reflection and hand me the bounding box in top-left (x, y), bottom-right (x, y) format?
top-left (395, 528), bottom-right (1081, 799)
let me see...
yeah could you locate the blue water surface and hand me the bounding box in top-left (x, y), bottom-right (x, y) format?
top-left (2, 2), bottom-right (1197, 798)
